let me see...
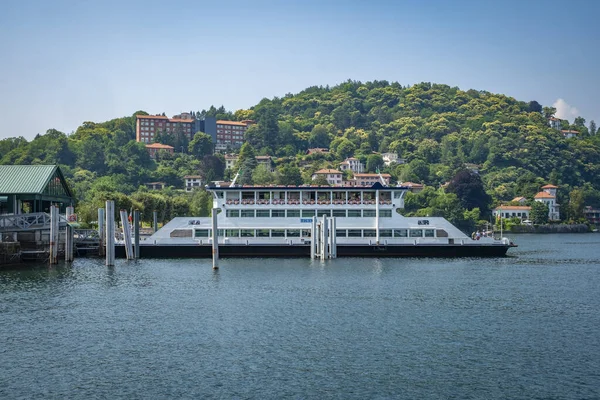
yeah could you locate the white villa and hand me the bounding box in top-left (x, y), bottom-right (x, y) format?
top-left (534, 184), bottom-right (560, 220)
top-left (493, 205), bottom-right (532, 221)
top-left (382, 152), bottom-right (399, 166)
top-left (339, 157), bottom-right (364, 174)
top-left (184, 175), bottom-right (203, 192)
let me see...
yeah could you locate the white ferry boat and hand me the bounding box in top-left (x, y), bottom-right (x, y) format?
top-left (117, 180), bottom-right (516, 258)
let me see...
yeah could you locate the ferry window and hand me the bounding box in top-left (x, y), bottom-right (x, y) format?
top-left (424, 229), bottom-right (435, 237)
top-left (271, 229), bottom-right (285, 237)
top-left (302, 210), bottom-right (316, 218)
top-left (348, 229), bottom-right (362, 237)
top-left (301, 229), bottom-right (311, 238)
top-left (380, 210), bottom-right (392, 218)
top-left (241, 210), bottom-right (255, 218)
top-left (195, 229), bottom-right (210, 237)
top-left (317, 210), bottom-right (331, 217)
top-left (363, 229), bottom-right (376, 237)
top-left (257, 229), bottom-right (270, 237)
top-left (256, 210), bottom-right (270, 218)
top-left (215, 191), bottom-right (224, 198)
top-left (363, 210), bottom-right (376, 217)
top-left (410, 229), bottom-right (423, 237)
top-left (336, 229), bottom-right (347, 237)
top-left (225, 229), bottom-right (239, 237)
top-left (348, 210), bottom-right (361, 218)
top-left (271, 210), bottom-right (285, 217)
top-left (436, 229), bottom-right (448, 237)
top-left (333, 209), bottom-right (346, 218)
top-left (286, 209), bottom-right (300, 218)
top-left (394, 229), bottom-right (408, 237)
top-left (240, 229), bottom-right (255, 237)
top-left (217, 229), bottom-right (224, 236)
top-left (226, 210), bottom-right (239, 218)
top-left (287, 229), bottom-right (301, 237)
top-left (380, 229), bottom-right (393, 237)
top-left (393, 191), bottom-right (403, 198)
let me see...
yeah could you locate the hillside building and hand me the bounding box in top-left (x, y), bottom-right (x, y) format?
top-left (338, 157), bottom-right (364, 174)
top-left (534, 184), bottom-right (560, 221)
top-left (312, 169), bottom-right (343, 185)
top-left (136, 114), bottom-right (194, 143)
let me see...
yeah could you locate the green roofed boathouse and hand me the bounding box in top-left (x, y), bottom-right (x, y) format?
top-left (0, 165), bottom-right (74, 215)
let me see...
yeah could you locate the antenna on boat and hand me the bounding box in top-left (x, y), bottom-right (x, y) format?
top-left (231, 169), bottom-right (241, 187)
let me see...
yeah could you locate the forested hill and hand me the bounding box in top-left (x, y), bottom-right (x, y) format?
top-left (1, 80), bottom-right (599, 225)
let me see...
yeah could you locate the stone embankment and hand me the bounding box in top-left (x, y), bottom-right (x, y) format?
top-left (509, 224), bottom-right (590, 233)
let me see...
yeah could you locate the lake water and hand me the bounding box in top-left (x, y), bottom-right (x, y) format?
top-left (1, 234), bottom-right (599, 399)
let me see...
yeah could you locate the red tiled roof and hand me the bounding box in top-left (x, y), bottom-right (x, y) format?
top-left (145, 143), bottom-right (174, 149)
top-left (184, 175), bottom-right (202, 179)
top-left (512, 196), bottom-right (527, 202)
top-left (534, 192), bottom-right (555, 199)
top-left (355, 173), bottom-right (392, 178)
top-left (541, 184), bottom-right (558, 189)
top-left (314, 169), bottom-right (342, 174)
top-left (495, 205), bottom-right (532, 211)
top-left (137, 115), bottom-right (168, 120)
top-left (217, 120), bottom-right (247, 126)
top-left (170, 119), bottom-right (194, 123)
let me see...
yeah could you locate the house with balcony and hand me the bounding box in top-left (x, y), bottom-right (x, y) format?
top-left (534, 184), bottom-right (560, 220)
top-left (549, 117), bottom-right (561, 130)
top-left (145, 143), bottom-right (174, 159)
top-left (400, 181), bottom-right (424, 193)
top-left (561, 130), bottom-right (579, 139)
top-left (381, 152), bottom-right (399, 166)
top-left (184, 175), bottom-right (203, 192)
top-left (351, 173), bottom-right (391, 187)
top-left (493, 205), bottom-right (532, 221)
top-left (312, 169), bottom-right (343, 186)
top-left (338, 157), bottom-right (364, 174)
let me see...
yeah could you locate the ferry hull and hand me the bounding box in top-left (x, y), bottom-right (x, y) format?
top-left (115, 244), bottom-right (512, 258)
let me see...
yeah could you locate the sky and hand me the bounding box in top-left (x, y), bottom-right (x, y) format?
top-left (0, 0), bottom-right (599, 140)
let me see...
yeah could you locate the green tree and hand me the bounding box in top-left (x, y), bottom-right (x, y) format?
top-left (276, 164), bottom-right (303, 185)
top-left (237, 143), bottom-right (257, 185)
top-left (252, 164), bottom-right (274, 185)
top-left (309, 124), bottom-right (330, 148)
top-left (188, 132), bottom-right (213, 158)
top-left (366, 154), bottom-right (384, 173)
top-left (590, 120), bottom-right (597, 136)
top-left (530, 201), bottom-right (549, 224)
top-left (446, 169), bottom-right (491, 214)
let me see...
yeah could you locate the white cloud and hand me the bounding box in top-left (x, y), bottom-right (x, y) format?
top-left (553, 98), bottom-right (579, 120)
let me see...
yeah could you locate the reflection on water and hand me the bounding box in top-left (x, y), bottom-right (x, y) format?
top-left (1, 234), bottom-right (599, 399)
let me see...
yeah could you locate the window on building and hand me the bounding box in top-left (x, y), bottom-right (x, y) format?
top-left (302, 210), bottom-right (316, 218)
top-left (271, 210), bottom-right (285, 217)
top-left (286, 230), bottom-right (301, 237)
top-left (410, 229), bottom-right (423, 237)
top-left (394, 229), bottom-right (408, 237)
top-left (363, 210), bottom-right (376, 217)
top-left (287, 210), bottom-right (300, 218)
top-left (380, 229), bottom-right (393, 237)
top-left (333, 210), bottom-right (346, 218)
top-left (348, 210), bottom-right (361, 218)
top-left (256, 210), bottom-right (270, 218)
top-left (241, 210), bottom-right (255, 218)
top-left (226, 210), bottom-right (240, 218)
